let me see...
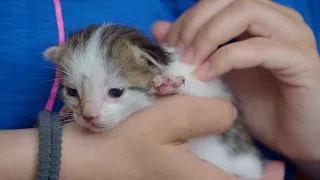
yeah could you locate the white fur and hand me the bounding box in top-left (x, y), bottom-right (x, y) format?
top-left (161, 47), bottom-right (263, 179)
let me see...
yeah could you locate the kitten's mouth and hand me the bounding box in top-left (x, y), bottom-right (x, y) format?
top-left (90, 123), bottom-right (106, 129)
top-left (70, 115), bottom-right (107, 132)
top-left (80, 120), bottom-right (107, 132)
top-left (59, 106), bottom-right (107, 132)
top-left (86, 124), bottom-right (107, 132)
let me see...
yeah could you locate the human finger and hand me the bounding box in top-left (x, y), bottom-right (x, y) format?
top-left (261, 161), bottom-right (285, 180)
top-left (174, 0), bottom-right (234, 47)
top-left (234, 0), bottom-right (304, 41)
top-left (151, 21), bottom-right (172, 43)
top-left (193, 37), bottom-right (313, 84)
top-left (256, 0), bottom-right (304, 22)
top-left (191, 0), bottom-right (306, 64)
top-left (125, 95), bottom-right (236, 143)
top-left (164, 10), bottom-right (189, 47)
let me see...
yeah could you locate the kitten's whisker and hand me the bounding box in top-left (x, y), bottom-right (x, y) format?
top-left (60, 119), bottom-right (75, 124)
top-left (38, 66), bottom-right (69, 75)
top-left (62, 121), bottom-right (75, 128)
top-left (78, 125), bottom-right (83, 132)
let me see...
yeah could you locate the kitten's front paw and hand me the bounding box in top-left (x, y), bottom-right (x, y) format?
top-left (152, 75), bottom-right (185, 95)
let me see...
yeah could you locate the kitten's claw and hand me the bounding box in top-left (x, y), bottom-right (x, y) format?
top-left (152, 75), bottom-right (185, 95)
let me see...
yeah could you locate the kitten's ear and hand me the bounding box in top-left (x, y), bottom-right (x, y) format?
top-left (43, 45), bottom-right (62, 63)
top-left (131, 45), bottom-right (171, 72)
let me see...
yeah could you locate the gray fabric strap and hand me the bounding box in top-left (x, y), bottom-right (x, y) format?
top-left (37, 110), bottom-right (62, 180)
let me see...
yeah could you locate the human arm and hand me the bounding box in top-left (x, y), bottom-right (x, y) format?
top-left (0, 127), bottom-right (119, 180)
top-left (0, 128), bottom-right (38, 180)
top-left (2, 95), bottom-right (282, 180)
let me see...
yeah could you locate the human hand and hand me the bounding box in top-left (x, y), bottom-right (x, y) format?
top-left (152, 0), bottom-right (320, 161)
top-left (61, 95), bottom-right (283, 180)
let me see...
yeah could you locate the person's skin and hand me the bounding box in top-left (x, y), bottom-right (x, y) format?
top-left (152, 0), bottom-right (320, 162)
top-left (0, 96), bottom-right (284, 180)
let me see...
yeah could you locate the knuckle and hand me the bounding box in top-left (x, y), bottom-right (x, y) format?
top-left (302, 25), bottom-right (317, 45)
top-left (234, 0), bottom-right (255, 12)
top-left (294, 22), bottom-right (317, 49)
top-left (287, 8), bottom-right (304, 22)
top-left (213, 45), bottom-right (236, 71)
top-left (219, 44), bottom-right (235, 62)
top-left (246, 38), bottom-right (265, 64)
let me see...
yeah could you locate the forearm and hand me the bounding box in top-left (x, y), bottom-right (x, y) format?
top-left (0, 126), bottom-right (121, 180)
top-left (0, 128), bottom-right (38, 180)
top-left (59, 126), bottom-right (125, 180)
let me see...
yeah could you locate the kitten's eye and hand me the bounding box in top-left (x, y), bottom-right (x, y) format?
top-left (67, 88), bottom-right (78, 97)
top-left (108, 88), bottom-right (124, 98)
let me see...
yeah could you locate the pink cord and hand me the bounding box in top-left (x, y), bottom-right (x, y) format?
top-left (44, 0), bottom-right (65, 111)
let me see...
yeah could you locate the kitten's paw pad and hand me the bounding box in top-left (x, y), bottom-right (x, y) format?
top-left (152, 75), bottom-right (185, 95)
top-left (153, 75), bottom-right (185, 87)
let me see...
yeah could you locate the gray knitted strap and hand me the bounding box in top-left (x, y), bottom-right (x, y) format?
top-left (37, 110), bottom-right (62, 180)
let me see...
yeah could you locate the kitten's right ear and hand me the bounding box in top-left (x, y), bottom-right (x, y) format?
top-left (43, 45), bottom-right (62, 63)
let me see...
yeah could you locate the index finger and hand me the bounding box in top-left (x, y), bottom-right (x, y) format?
top-left (192, 0), bottom-right (303, 64)
top-left (127, 95), bottom-right (237, 143)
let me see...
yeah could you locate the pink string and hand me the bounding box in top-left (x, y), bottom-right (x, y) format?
top-left (44, 0), bottom-right (65, 111)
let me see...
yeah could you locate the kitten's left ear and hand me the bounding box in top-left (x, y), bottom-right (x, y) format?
top-left (43, 45), bottom-right (63, 63)
top-left (131, 44), bottom-right (172, 72)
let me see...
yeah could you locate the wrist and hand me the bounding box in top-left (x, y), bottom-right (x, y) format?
top-left (60, 126), bottom-right (127, 180)
top-left (0, 129), bottom-right (39, 180)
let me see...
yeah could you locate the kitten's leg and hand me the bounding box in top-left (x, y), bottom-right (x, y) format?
top-left (152, 75), bottom-right (185, 95)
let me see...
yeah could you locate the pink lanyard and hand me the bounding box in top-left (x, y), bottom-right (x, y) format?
top-left (44, 0), bottom-right (65, 112)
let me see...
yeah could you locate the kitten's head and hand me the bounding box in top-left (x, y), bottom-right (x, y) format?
top-left (44, 24), bottom-right (171, 132)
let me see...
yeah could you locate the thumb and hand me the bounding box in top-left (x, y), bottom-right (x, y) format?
top-left (128, 95), bottom-right (237, 143)
top-left (261, 161), bottom-right (285, 180)
top-left (151, 21), bottom-right (172, 43)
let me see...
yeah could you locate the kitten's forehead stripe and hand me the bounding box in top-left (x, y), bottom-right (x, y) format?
top-left (67, 24), bottom-right (100, 50)
top-left (102, 24), bottom-right (172, 66)
top-left (57, 23), bottom-right (173, 89)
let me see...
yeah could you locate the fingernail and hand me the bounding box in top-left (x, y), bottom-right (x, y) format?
top-left (192, 61), bottom-right (211, 79)
top-left (176, 42), bottom-right (185, 54)
top-left (181, 47), bottom-right (194, 64)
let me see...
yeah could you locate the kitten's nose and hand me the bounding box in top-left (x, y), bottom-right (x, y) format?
top-left (82, 101), bottom-right (100, 124)
top-left (84, 116), bottom-right (98, 123)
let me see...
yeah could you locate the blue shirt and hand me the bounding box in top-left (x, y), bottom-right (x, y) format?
top-left (0, 0), bottom-right (318, 179)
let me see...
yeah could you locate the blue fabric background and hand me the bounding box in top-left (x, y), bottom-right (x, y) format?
top-left (0, 0), bottom-right (319, 179)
